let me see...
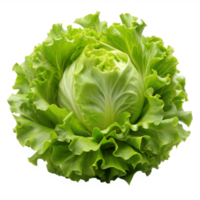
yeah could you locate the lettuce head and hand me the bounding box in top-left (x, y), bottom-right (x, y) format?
top-left (8, 12), bottom-right (192, 184)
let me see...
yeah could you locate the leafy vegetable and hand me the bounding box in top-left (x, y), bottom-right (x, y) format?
top-left (8, 12), bottom-right (192, 184)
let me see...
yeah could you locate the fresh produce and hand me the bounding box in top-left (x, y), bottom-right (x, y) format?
top-left (8, 12), bottom-right (192, 184)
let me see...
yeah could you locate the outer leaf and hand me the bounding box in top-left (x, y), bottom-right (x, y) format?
top-left (74, 11), bottom-right (107, 34)
top-left (14, 115), bottom-right (56, 154)
top-left (131, 88), bottom-right (164, 131)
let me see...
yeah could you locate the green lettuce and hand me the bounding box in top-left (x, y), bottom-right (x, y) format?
top-left (8, 12), bottom-right (192, 184)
